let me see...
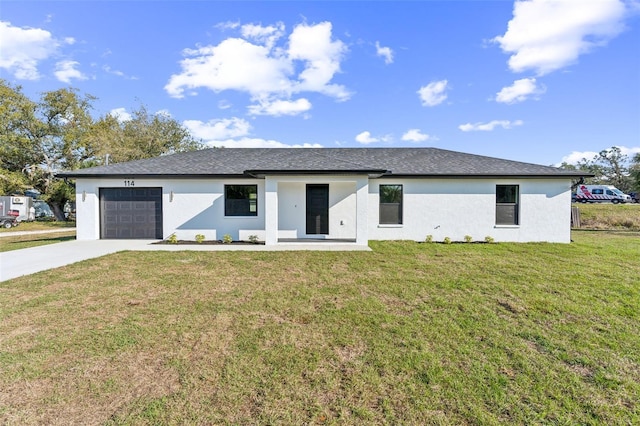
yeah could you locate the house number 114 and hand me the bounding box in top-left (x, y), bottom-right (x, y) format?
top-left (124, 180), bottom-right (135, 187)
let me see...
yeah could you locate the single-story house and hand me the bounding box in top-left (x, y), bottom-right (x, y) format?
top-left (59, 148), bottom-right (589, 244)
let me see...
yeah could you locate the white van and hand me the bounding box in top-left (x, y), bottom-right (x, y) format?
top-left (575, 185), bottom-right (631, 204)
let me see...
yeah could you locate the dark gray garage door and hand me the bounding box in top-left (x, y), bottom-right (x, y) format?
top-left (100, 188), bottom-right (162, 239)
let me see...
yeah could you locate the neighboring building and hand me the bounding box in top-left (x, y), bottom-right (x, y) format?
top-left (58, 148), bottom-right (590, 244)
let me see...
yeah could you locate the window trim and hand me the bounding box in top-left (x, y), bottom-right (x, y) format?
top-left (495, 184), bottom-right (519, 226)
top-left (379, 184), bottom-right (403, 225)
top-left (224, 184), bottom-right (258, 217)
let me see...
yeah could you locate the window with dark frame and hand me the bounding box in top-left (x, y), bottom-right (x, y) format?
top-left (380, 184), bottom-right (403, 225)
top-left (496, 185), bottom-right (519, 225)
top-left (225, 185), bottom-right (257, 216)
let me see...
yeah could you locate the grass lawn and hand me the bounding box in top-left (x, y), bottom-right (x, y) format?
top-left (0, 221), bottom-right (76, 234)
top-left (574, 202), bottom-right (640, 231)
top-left (0, 232), bottom-right (77, 253)
top-left (1, 231), bottom-right (639, 424)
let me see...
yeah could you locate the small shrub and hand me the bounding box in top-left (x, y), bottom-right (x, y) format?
top-left (425, 235), bottom-right (433, 243)
top-left (195, 234), bottom-right (205, 244)
top-left (464, 235), bottom-right (473, 243)
top-left (484, 236), bottom-right (495, 244)
top-left (222, 234), bottom-right (233, 244)
top-left (167, 233), bottom-right (178, 244)
top-left (443, 237), bottom-right (452, 244)
top-left (248, 234), bottom-right (259, 244)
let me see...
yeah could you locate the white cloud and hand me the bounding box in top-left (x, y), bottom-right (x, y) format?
top-left (54, 60), bottom-right (87, 83)
top-left (216, 21), bottom-right (240, 31)
top-left (108, 107), bottom-right (132, 122)
top-left (494, 0), bottom-right (628, 75)
top-left (559, 150), bottom-right (600, 165)
top-left (618, 146), bottom-right (640, 157)
top-left (247, 97), bottom-right (312, 116)
top-left (240, 22), bottom-right (285, 49)
top-left (103, 65), bottom-right (124, 77)
top-left (103, 65), bottom-right (137, 80)
top-left (495, 77), bottom-right (546, 104)
top-left (165, 21), bottom-right (350, 117)
top-left (155, 109), bottom-right (172, 118)
top-left (165, 38), bottom-right (291, 97)
top-left (418, 80), bottom-right (449, 107)
top-left (204, 137), bottom-right (322, 149)
top-left (183, 117), bottom-right (251, 140)
top-left (375, 41), bottom-right (393, 64)
top-left (110, 108), bottom-right (172, 122)
top-left (355, 131), bottom-right (393, 144)
top-left (459, 120), bottom-right (524, 132)
top-left (355, 131), bottom-right (379, 144)
top-left (0, 21), bottom-right (58, 80)
top-left (288, 22), bottom-right (350, 100)
top-left (401, 129), bottom-right (431, 142)
top-left (183, 116), bottom-right (322, 147)
top-left (560, 146), bottom-right (640, 165)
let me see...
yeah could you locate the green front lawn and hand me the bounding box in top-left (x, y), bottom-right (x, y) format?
top-left (0, 231), bottom-right (77, 252)
top-left (1, 231), bottom-right (638, 424)
top-left (0, 220), bottom-right (75, 233)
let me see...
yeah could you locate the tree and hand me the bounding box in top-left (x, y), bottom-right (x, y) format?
top-left (0, 80), bottom-right (203, 220)
top-left (595, 147), bottom-right (630, 191)
top-left (630, 153), bottom-right (640, 192)
top-left (0, 82), bottom-right (97, 219)
top-left (0, 80), bottom-right (41, 171)
top-left (88, 105), bottom-right (202, 165)
top-left (561, 147), bottom-right (633, 192)
top-left (0, 168), bottom-right (29, 195)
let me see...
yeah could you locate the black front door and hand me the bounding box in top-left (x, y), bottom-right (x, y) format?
top-left (306, 184), bottom-right (329, 235)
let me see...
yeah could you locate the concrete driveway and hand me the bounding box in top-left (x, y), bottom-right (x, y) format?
top-left (0, 240), bottom-right (155, 282)
top-left (0, 238), bottom-right (370, 282)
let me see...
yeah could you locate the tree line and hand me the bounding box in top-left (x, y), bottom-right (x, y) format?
top-left (558, 147), bottom-right (640, 193)
top-left (0, 80), bottom-right (203, 219)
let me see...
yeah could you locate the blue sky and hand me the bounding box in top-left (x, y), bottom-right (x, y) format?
top-left (2, 0), bottom-right (639, 166)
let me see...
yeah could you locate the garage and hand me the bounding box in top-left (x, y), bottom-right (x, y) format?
top-left (100, 188), bottom-right (162, 239)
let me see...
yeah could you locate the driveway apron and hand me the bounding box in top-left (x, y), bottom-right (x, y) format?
top-left (0, 240), bottom-right (154, 282)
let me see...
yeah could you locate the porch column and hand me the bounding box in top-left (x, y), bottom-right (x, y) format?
top-left (265, 176), bottom-right (278, 245)
top-left (355, 177), bottom-right (369, 245)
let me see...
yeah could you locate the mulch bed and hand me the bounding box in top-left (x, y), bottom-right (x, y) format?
top-left (153, 240), bottom-right (265, 245)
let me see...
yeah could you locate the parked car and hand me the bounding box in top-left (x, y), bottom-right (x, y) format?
top-left (34, 200), bottom-right (55, 219)
top-left (0, 215), bottom-right (19, 228)
top-left (628, 192), bottom-right (640, 203)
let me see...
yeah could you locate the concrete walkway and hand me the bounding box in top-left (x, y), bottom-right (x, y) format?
top-left (0, 238), bottom-right (370, 282)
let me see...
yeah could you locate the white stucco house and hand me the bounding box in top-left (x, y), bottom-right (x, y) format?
top-left (59, 148), bottom-right (589, 245)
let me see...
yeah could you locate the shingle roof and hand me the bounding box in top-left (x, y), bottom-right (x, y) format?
top-left (58, 148), bottom-right (590, 178)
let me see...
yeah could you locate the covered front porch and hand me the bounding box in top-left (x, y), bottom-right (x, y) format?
top-left (263, 175), bottom-right (370, 246)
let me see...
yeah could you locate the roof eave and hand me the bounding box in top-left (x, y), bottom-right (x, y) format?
top-left (383, 173), bottom-right (595, 179)
top-left (56, 172), bottom-right (249, 179)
